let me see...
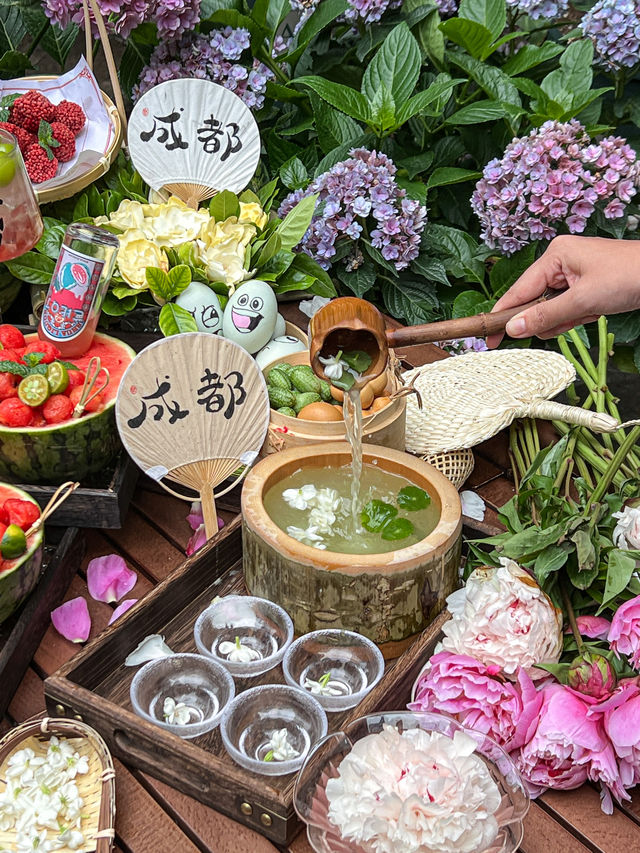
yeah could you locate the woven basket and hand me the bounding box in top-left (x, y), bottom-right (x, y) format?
top-left (0, 717), bottom-right (116, 852)
top-left (421, 448), bottom-right (475, 490)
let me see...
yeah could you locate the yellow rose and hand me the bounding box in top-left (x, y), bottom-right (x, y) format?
top-left (196, 216), bottom-right (256, 286)
top-left (199, 216), bottom-right (256, 249)
top-left (117, 230), bottom-right (169, 289)
top-left (239, 202), bottom-right (268, 230)
top-left (142, 202), bottom-right (210, 248)
top-left (108, 199), bottom-right (146, 232)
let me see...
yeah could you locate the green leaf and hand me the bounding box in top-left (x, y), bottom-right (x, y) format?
top-left (395, 77), bottom-right (463, 124)
top-left (166, 265), bottom-right (192, 298)
top-left (255, 231), bottom-right (282, 267)
top-left (501, 521), bottom-right (567, 560)
top-left (277, 194), bottom-right (317, 251)
top-left (294, 77), bottom-right (370, 122)
top-left (542, 39), bottom-right (593, 105)
top-left (39, 22), bottom-right (78, 68)
top-left (258, 178), bottom-right (279, 212)
top-left (337, 263), bottom-right (376, 298)
top-left (0, 50), bottom-right (31, 78)
top-left (458, 0), bottom-right (506, 41)
top-left (381, 517), bottom-right (415, 541)
top-left (489, 243), bottom-right (537, 298)
top-left (284, 0), bottom-right (349, 65)
top-left (439, 19), bottom-right (494, 60)
top-left (0, 6), bottom-right (27, 53)
top-left (380, 279), bottom-right (439, 325)
top-left (287, 253), bottom-right (336, 297)
top-left (209, 190), bottom-right (240, 221)
top-left (159, 303), bottom-right (198, 337)
top-left (398, 152), bottom-right (435, 180)
top-left (72, 194), bottom-right (89, 221)
top-left (5, 252), bottom-right (55, 285)
top-left (280, 156), bottom-right (308, 190)
top-left (534, 542), bottom-right (571, 582)
top-left (535, 662), bottom-right (571, 683)
top-left (411, 255), bottom-right (450, 287)
top-left (311, 95), bottom-right (362, 154)
top-left (361, 499), bottom-right (398, 532)
top-left (453, 290), bottom-right (492, 318)
top-left (600, 549), bottom-right (636, 609)
top-left (101, 292), bottom-right (137, 316)
top-left (0, 360), bottom-right (27, 376)
top-left (255, 250), bottom-right (294, 281)
top-left (397, 485), bottom-right (430, 511)
top-left (362, 22), bottom-right (421, 105)
top-left (445, 100), bottom-right (523, 125)
top-left (370, 84), bottom-right (396, 132)
top-left (111, 285), bottom-right (141, 300)
top-left (342, 350), bottom-right (372, 372)
top-left (572, 528), bottom-right (596, 574)
top-left (145, 267), bottom-right (172, 301)
top-left (447, 52), bottom-right (521, 106)
top-left (609, 312), bottom-right (640, 344)
top-left (502, 42), bottom-right (564, 77)
top-left (427, 167), bottom-right (482, 190)
top-left (35, 225), bottom-right (66, 261)
top-left (415, 6), bottom-right (445, 65)
top-left (119, 41), bottom-right (153, 100)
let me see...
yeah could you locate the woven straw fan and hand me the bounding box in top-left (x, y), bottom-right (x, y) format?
top-left (404, 350), bottom-right (640, 456)
top-left (0, 717), bottom-right (116, 853)
top-left (116, 334), bottom-right (270, 539)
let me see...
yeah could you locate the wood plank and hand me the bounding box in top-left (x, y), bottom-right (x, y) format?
top-left (141, 774), bottom-right (280, 853)
top-left (287, 829), bottom-right (314, 853)
top-left (540, 787), bottom-right (640, 851)
top-left (520, 802), bottom-right (593, 853)
top-left (105, 508), bottom-right (185, 582)
top-left (132, 488), bottom-right (195, 551)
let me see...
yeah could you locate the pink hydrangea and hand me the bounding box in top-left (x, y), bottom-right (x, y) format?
top-left (472, 120), bottom-right (640, 255)
top-left (408, 651), bottom-right (542, 751)
top-left (608, 595), bottom-right (640, 669)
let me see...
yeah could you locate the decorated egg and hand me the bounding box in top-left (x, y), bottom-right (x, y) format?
top-left (254, 335), bottom-right (307, 370)
top-left (271, 313), bottom-right (286, 339)
top-left (222, 279), bottom-right (277, 354)
top-left (175, 282), bottom-right (223, 334)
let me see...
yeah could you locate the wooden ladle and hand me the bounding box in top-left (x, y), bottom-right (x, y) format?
top-left (309, 294), bottom-right (554, 384)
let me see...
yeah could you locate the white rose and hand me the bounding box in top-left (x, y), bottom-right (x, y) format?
top-left (613, 506), bottom-right (640, 550)
top-left (106, 199), bottom-right (146, 231)
top-left (142, 197), bottom-right (210, 247)
top-left (439, 558), bottom-right (563, 679)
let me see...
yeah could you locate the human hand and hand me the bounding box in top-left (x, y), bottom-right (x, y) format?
top-left (487, 235), bottom-right (640, 347)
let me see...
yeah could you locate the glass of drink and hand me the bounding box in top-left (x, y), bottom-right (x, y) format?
top-left (0, 129), bottom-right (43, 263)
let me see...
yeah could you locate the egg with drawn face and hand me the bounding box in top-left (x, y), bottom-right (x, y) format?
top-left (271, 313), bottom-right (286, 339)
top-left (175, 282), bottom-right (223, 334)
top-left (222, 279), bottom-right (277, 354)
top-left (254, 335), bottom-right (307, 370)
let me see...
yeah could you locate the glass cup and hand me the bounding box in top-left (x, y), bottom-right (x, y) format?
top-left (0, 129), bottom-right (43, 263)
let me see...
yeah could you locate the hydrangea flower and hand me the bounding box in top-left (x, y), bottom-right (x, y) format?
top-left (581, 0), bottom-right (640, 72)
top-left (134, 28), bottom-right (274, 110)
top-left (44, 0), bottom-right (200, 39)
top-left (279, 148), bottom-right (426, 271)
top-left (472, 120), bottom-right (640, 255)
top-left (434, 0), bottom-right (569, 18)
top-left (290, 0), bottom-right (401, 27)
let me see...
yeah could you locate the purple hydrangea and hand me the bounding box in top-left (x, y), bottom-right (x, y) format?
top-left (507, 0), bottom-right (569, 18)
top-left (471, 120), bottom-right (640, 255)
top-left (133, 28), bottom-right (274, 110)
top-left (290, 0), bottom-right (400, 28)
top-left (278, 148), bottom-right (427, 271)
top-left (440, 337), bottom-right (489, 355)
top-left (580, 0), bottom-right (640, 72)
top-left (435, 0), bottom-right (459, 16)
top-left (44, 0), bottom-right (149, 38)
top-left (152, 0), bottom-right (201, 39)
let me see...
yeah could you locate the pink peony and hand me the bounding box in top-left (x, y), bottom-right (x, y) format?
top-left (565, 615), bottom-right (611, 640)
top-left (608, 595), bottom-right (640, 669)
top-left (514, 684), bottom-right (623, 811)
top-left (409, 652), bottom-right (542, 751)
top-left (589, 679), bottom-right (640, 790)
top-left (567, 652), bottom-right (617, 699)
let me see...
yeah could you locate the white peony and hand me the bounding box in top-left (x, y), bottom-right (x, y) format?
top-left (326, 726), bottom-right (501, 853)
top-left (612, 506), bottom-right (640, 550)
top-left (439, 558), bottom-right (563, 679)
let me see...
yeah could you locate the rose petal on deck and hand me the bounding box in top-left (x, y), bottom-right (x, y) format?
top-left (108, 598), bottom-right (138, 625)
top-left (87, 554), bottom-right (137, 603)
top-left (51, 597), bottom-right (91, 643)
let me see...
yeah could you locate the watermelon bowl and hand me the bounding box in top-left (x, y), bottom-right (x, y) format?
top-left (0, 333), bottom-right (135, 485)
top-left (0, 483), bottom-right (43, 625)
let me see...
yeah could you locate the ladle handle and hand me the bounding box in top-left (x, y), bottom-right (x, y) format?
top-left (386, 296), bottom-right (549, 348)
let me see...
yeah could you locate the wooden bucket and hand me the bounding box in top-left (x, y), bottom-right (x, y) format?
top-left (262, 351), bottom-right (406, 455)
top-left (242, 442), bottom-right (462, 659)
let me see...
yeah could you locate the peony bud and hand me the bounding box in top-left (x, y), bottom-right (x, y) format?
top-left (568, 652), bottom-right (617, 699)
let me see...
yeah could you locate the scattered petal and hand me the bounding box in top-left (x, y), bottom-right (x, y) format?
top-left (108, 598), bottom-right (138, 625)
top-left (186, 517), bottom-right (224, 556)
top-left (51, 597), bottom-right (91, 643)
top-left (125, 633), bottom-right (174, 666)
top-left (87, 554), bottom-right (137, 603)
top-left (460, 490), bottom-right (486, 521)
top-left (186, 500), bottom-right (204, 532)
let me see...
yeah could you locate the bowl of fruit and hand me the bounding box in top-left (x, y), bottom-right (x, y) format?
top-left (262, 352), bottom-right (406, 455)
top-left (0, 324), bottom-right (135, 485)
top-left (0, 482), bottom-right (43, 624)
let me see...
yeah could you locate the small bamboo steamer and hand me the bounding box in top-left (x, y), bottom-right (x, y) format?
top-left (283, 320), bottom-right (308, 347)
top-left (261, 350), bottom-right (406, 455)
top-left (0, 716), bottom-right (116, 852)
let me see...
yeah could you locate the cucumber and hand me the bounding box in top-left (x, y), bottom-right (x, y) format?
top-left (319, 380), bottom-right (332, 402)
top-left (268, 386), bottom-right (295, 409)
top-left (268, 367), bottom-right (292, 391)
top-left (294, 392), bottom-right (321, 413)
top-left (290, 366), bottom-right (321, 394)
top-left (277, 406), bottom-right (297, 418)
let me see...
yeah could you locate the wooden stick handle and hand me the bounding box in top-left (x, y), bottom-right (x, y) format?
top-left (87, 0), bottom-right (128, 143)
top-left (200, 486), bottom-right (218, 541)
top-left (386, 296), bottom-right (550, 348)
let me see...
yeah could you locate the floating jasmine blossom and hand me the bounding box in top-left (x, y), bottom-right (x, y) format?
top-left (283, 484), bottom-right (317, 510)
top-left (218, 636), bottom-right (262, 663)
top-left (304, 672), bottom-right (345, 697)
top-left (125, 633), bottom-right (175, 667)
top-left (318, 353), bottom-right (347, 380)
top-left (286, 525), bottom-right (327, 549)
top-left (263, 729), bottom-right (299, 762)
top-left (163, 697), bottom-right (194, 726)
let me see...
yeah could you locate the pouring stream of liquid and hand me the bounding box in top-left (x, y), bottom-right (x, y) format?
top-left (343, 386), bottom-right (363, 532)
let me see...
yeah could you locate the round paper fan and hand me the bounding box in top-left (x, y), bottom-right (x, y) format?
top-left (116, 334), bottom-right (269, 539)
top-left (128, 79), bottom-right (261, 207)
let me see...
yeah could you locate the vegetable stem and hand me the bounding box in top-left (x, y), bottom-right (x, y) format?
top-left (561, 578), bottom-right (585, 654)
top-left (588, 426), bottom-right (640, 509)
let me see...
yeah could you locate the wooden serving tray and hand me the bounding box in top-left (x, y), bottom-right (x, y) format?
top-left (0, 526), bottom-right (84, 718)
top-left (44, 517), bottom-right (447, 846)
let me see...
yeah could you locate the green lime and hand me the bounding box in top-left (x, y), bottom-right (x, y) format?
top-left (0, 153), bottom-right (15, 187)
top-left (18, 374), bottom-right (50, 407)
top-left (1, 523), bottom-right (26, 559)
top-left (47, 362), bottom-right (69, 395)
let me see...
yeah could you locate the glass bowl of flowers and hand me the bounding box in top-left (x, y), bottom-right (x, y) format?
top-left (293, 711), bottom-right (529, 853)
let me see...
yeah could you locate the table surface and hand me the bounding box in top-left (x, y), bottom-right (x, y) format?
top-left (3, 338), bottom-right (640, 853)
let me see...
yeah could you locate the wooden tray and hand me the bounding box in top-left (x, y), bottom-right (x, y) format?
top-left (0, 525), bottom-right (84, 718)
top-left (44, 517), bottom-right (447, 846)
